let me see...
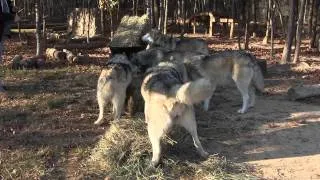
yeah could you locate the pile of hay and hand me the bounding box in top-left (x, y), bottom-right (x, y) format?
top-left (109, 14), bottom-right (149, 48)
top-left (85, 116), bottom-right (257, 179)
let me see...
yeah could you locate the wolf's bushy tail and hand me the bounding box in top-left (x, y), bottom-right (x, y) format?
top-left (252, 61), bottom-right (265, 92)
top-left (176, 78), bottom-right (213, 105)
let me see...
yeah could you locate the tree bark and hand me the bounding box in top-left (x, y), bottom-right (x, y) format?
top-left (244, 0), bottom-right (250, 50)
top-left (100, 8), bottom-right (105, 35)
top-left (230, 0), bottom-right (235, 39)
top-left (288, 84), bottom-right (320, 100)
top-left (158, 0), bottom-right (163, 31)
top-left (270, 0), bottom-right (275, 60)
top-left (153, 0), bottom-right (159, 28)
top-left (263, 0), bottom-right (272, 44)
top-left (163, 0), bottom-right (168, 34)
top-left (281, 0), bottom-right (297, 64)
top-left (251, 0), bottom-right (257, 38)
top-left (308, 0), bottom-right (314, 36)
top-left (310, 0), bottom-right (319, 48)
top-left (35, 1), bottom-right (42, 56)
top-left (293, 0), bottom-right (307, 63)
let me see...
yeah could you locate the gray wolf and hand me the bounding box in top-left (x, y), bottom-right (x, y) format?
top-left (141, 29), bottom-right (209, 55)
top-left (131, 47), bottom-right (205, 73)
top-left (141, 61), bottom-right (213, 166)
top-left (184, 50), bottom-right (264, 113)
top-left (94, 54), bottom-right (134, 125)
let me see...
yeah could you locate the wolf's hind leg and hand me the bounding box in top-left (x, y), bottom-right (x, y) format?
top-left (112, 90), bottom-right (126, 121)
top-left (94, 91), bottom-right (107, 125)
top-left (148, 122), bottom-right (163, 167)
top-left (178, 108), bottom-right (209, 158)
top-left (203, 84), bottom-right (216, 111)
top-left (248, 85), bottom-right (256, 108)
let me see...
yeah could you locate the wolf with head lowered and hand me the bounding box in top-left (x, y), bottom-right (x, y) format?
top-left (183, 50), bottom-right (265, 113)
top-left (94, 54), bottom-right (134, 125)
top-left (141, 61), bottom-right (213, 166)
top-left (141, 29), bottom-right (209, 55)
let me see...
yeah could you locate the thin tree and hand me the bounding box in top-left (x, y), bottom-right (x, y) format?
top-left (163, 0), bottom-right (168, 34)
top-left (281, 0), bottom-right (297, 64)
top-left (158, 0), bottom-right (163, 31)
top-left (230, 0), bottom-right (235, 39)
top-left (244, 0), bottom-right (250, 50)
top-left (251, 0), bottom-right (257, 38)
top-left (263, 0), bottom-right (272, 44)
top-left (309, 0), bottom-right (319, 48)
top-left (293, 0), bottom-right (307, 63)
top-left (308, 0), bottom-right (314, 36)
top-left (35, 0), bottom-right (42, 56)
top-left (270, 0), bottom-right (275, 60)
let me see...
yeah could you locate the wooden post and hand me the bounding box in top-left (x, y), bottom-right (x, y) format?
top-left (229, 20), bottom-right (234, 39)
top-left (208, 13), bottom-right (214, 37)
top-left (192, 19), bottom-right (196, 34)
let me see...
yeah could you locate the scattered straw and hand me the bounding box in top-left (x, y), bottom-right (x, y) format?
top-left (85, 116), bottom-right (257, 179)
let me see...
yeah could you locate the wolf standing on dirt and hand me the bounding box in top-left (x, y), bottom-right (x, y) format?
top-left (141, 61), bottom-right (213, 166)
top-left (142, 29), bottom-right (209, 55)
top-left (94, 54), bottom-right (134, 125)
top-left (184, 50), bottom-right (265, 113)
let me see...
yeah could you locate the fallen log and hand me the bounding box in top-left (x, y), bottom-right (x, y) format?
top-left (68, 35), bottom-right (107, 43)
top-left (287, 84), bottom-right (320, 100)
top-left (54, 41), bottom-right (107, 50)
top-left (62, 49), bottom-right (78, 64)
top-left (45, 48), bottom-right (67, 63)
top-left (73, 53), bottom-right (90, 64)
top-left (20, 56), bottom-right (46, 69)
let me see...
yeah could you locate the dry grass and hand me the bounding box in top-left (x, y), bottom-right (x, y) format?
top-left (85, 117), bottom-right (257, 179)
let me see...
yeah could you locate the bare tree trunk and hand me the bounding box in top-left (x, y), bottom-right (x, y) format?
top-left (42, 1), bottom-right (47, 50)
top-left (263, 0), bottom-right (272, 44)
top-left (270, 0), bottom-right (275, 60)
top-left (87, 1), bottom-right (91, 44)
top-left (153, 0), bottom-right (159, 28)
top-left (310, 0), bottom-right (319, 48)
top-left (146, 0), bottom-right (152, 27)
top-left (252, 0), bottom-right (257, 38)
top-left (182, 0), bottom-right (186, 36)
top-left (293, 0), bottom-right (307, 63)
top-left (35, 1), bottom-right (42, 56)
top-left (163, 0), bottom-right (168, 34)
top-left (136, 0), bottom-right (139, 15)
top-left (281, 0), bottom-right (297, 64)
top-left (132, 0), bottom-right (135, 15)
top-left (303, 0), bottom-right (309, 23)
top-left (274, 0), bottom-right (285, 36)
top-left (109, 11), bottom-right (113, 39)
top-left (230, 0), bottom-right (235, 39)
top-left (158, 0), bottom-right (163, 31)
top-left (100, 8), bottom-right (105, 35)
top-left (308, 0), bottom-right (314, 36)
top-left (244, 0), bottom-right (250, 50)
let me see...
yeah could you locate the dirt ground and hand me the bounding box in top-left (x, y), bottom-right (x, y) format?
top-left (0, 33), bottom-right (320, 179)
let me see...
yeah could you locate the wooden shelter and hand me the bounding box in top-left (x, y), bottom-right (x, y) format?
top-left (188, 12), bottom-right (236, 38)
